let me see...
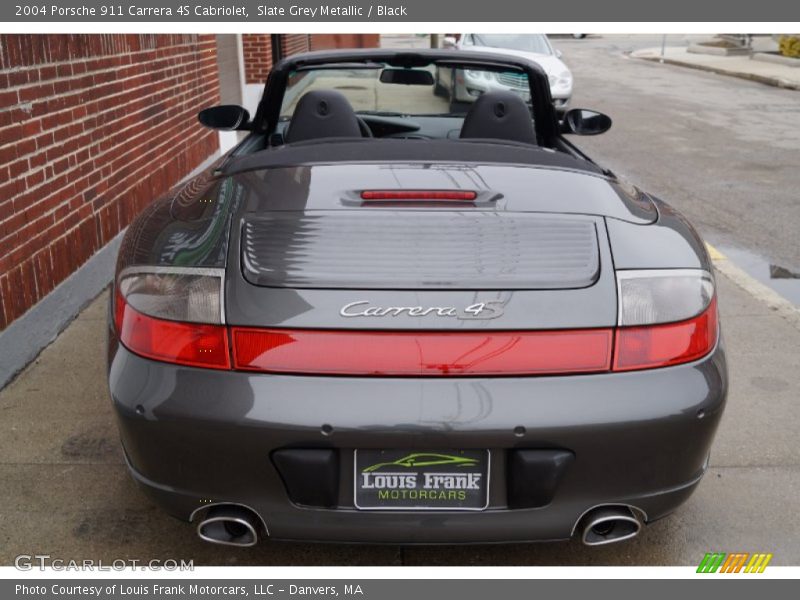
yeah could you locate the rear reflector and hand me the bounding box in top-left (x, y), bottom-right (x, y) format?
top-left (231, 327), bottom-right (612, 376)
top-left (360, 190), bottom-right (477, 202)
top-left (115, 293), bottom-right (230, 370)
top-left (613, 298), bottom-right (718, 371)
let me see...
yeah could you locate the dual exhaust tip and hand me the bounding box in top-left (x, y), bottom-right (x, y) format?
top-left (579, 506), bottom-right (642, 546)
top-left (196, 505), bottom-right (263, 547)
top-left (195, 503), bottom-right (641, 547)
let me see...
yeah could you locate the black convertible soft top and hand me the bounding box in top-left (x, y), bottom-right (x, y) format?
top-left (222, 138), bottom-right (607, 177)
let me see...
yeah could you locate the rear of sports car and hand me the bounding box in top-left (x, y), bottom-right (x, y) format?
top-left (108, 161), bottom-right (726, 547)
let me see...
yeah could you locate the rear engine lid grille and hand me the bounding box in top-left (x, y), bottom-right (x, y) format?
top-left (241, 212), bottom-right (599, 290)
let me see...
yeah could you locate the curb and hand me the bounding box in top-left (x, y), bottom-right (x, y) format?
top-left (636, 55), bottom-right (800, 91)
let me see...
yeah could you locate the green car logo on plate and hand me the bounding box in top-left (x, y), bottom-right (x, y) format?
top-left (362, 452), bottom-right (479, 473)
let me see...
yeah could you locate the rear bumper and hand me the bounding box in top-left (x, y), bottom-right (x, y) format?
top-left (108, 339), bottom-right (727, 544)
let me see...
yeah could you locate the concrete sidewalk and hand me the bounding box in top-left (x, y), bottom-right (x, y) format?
top-left (1, 266), bottom-right (799, 565)
top-left (632, 47), bottom-right (800, 91)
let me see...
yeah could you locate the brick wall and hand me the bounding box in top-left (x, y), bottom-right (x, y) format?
top-left (310, 34), bottom-right (380, 51)
top-left (281, 34), bottom-right (312, 58)
top-left (241, 35), bottom-right (311, 85)
top-left (242, 34), bottom-right (273, 85)
top-left (0, 34), bottom-right (220, 331)
top-left (242, 34), bottom-right (380, 85)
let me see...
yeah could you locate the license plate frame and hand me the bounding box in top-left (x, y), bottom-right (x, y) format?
top-left (353, 449), bottom-right (490, 511)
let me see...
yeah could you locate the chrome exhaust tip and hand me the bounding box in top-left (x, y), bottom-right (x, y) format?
top-left (197, 505), bottom-right (261, 547)
top-left (580, 506), bottom-right (642, 546)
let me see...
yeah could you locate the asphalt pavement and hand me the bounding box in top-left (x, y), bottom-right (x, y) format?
top-left (1, 35), bottom-right (799, 566)
top-left (555, 35), bottom-right (800, 284)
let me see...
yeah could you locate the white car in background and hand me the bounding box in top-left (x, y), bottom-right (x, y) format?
top-left (440, 34), bottom-right (573, 111)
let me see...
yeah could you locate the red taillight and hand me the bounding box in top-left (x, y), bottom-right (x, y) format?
top-left (360, 190), bottom-right (477, 202)
top-left (115, 293), bottom-right (230, 370)
top-left (114, 271), bottom-right (717, 375)
top-left (613, 298), bottom-right (718, 372)
top-left (231, 327), bottom-right (612, 376)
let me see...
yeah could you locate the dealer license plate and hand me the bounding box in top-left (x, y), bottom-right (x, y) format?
top-left (354, 449), bottom-right (489, 511)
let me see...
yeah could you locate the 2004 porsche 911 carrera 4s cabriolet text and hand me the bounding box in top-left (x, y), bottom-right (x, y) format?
top-left (107, 49), bottom-right (727, 547)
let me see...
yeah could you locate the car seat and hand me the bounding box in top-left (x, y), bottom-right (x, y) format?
top-left (459, 90), bottom-right (537, 145)
top-left (285, 90), bottom-right (363, 144)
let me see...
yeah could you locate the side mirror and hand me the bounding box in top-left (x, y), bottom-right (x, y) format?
top-left (561, 108), bottom-right (612, 136)
top-left (442, 36), bottom-right (458, 49)
top-left (198, 105), bottom-right (251, 131)
top-left (555, 49), bottom-right (563, 58)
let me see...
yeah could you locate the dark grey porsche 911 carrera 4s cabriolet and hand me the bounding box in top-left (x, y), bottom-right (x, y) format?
top-left (107, 49), bottom-right (727, 547)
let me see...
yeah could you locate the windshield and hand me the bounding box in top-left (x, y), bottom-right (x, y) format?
top-left (279, 63), bottom-right (532, 118)
top-left (465, 34), bottom-right (552, 55)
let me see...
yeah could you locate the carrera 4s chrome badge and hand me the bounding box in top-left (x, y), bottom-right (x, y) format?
top-left (339, 300), bottom-right (505, 320)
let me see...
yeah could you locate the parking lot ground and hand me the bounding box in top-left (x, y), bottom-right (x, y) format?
top-left (1, 268), bottom-right (798, 566)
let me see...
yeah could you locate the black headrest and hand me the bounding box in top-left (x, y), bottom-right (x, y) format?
top-left (459, 91), bottom-right (537, 145)
top-left (285, 90), bottom-right (362, 144)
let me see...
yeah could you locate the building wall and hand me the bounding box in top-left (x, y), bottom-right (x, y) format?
top-left (241, 34), bottom-right (311, 85)
top-left (310, 34), bottom-right (380, 51)
top-left (241, 34), bottom-right (379, 85)
top-left (241, 34), bottom-right (273, 85)
top-left (0, 34), bottom-right (220, 331)
top-left (281, 34), bottom-right (312, 57)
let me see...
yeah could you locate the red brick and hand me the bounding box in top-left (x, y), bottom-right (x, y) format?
top-left (6, 70), bottom-right (31, 87)
top-left (0, 123), bottom-right (22, 146)
top-left (33, 249), bottom-right (54, 298)
top-left (20, 258), bottom-right (38, 305)
top-left (0, 89), bottom-right (19, 107)
top-left (0, 144), bottom-right (17, 164)
top-left (0, 274), bottom-right (10, 329)
top-left (18, 83), bottom-right (55, 103)
top-left (8, 159), bottom-right (28, 178)
top-left (15, 138), bottom-right (36, 157)
top-left (7, 265), bottom-right (26, 322)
